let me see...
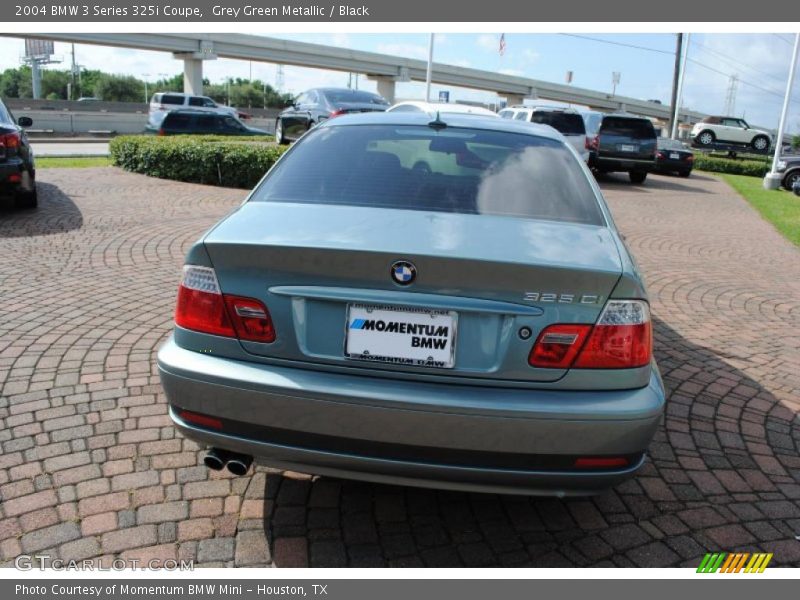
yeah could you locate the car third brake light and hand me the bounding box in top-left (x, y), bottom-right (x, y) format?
top-left (174, 265), bottom-right (276, 343)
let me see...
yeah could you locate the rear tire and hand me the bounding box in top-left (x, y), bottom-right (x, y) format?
top-left (274, 119), bottom-right (287, 145)
top-left (751, 135), bottom-right (769, 152)
top-left (629, 171), bottom-right (647, 184)
top-left (696, 130), bottom-right (715, 146)
top-left (678, 169), bottom-right (692, 178)
top-left (15, 187), bottom-right (38, 210)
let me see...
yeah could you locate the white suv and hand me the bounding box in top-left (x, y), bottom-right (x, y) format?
top-left (691, 116), bottom-right (772, 152)
top-left (148, 92), bottom-right (237, 128)
top-left (499, 106), bottom-right (589, 162)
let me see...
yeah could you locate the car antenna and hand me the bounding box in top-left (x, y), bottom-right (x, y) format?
top-left (428, 111), bottom-right (447, 131)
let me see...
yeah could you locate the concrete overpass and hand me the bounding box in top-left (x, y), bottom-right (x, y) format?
top-left (3, 33), bottom-right (705, 123)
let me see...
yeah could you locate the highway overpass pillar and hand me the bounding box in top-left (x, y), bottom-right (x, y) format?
top-left (371, 77), bottom-right (396, 104)
top-left (505, 94), bottom-right (525, 107)
top-left (174, 46), bottom-right (217, 96)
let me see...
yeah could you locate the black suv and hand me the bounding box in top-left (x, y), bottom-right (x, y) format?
top-left (0, 98), bottom-right (36, 209)
top-left (776, 155), bottom-right (800, 191)
top-left (588, 114), bottom-right (657, 184)
top-left (275, 88), bottom-right (389, 144)
top-left (149, 111), bottom-right (268, 136)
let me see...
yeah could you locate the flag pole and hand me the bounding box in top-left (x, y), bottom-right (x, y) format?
top-left (764, 32), bottom-right (800, 190)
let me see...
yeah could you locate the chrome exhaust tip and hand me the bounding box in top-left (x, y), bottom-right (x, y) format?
top-left (203, 448), bottom-right (231, 471)
top-left (226, 454), bottom-right (253, 476)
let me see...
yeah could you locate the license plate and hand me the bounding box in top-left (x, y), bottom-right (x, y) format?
top-left (669, 152), bottom-right (680, 159)
top-left (345, 304), bottom-right (457, 369)
top-left (620, 144), bottom-right (638, 152)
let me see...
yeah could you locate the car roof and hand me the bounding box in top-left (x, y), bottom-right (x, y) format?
top-left (388, 101), bottom-right (497, 116)
top-left (313, 87), bottom-right (382, 95)
top-left (317, 111), bottom-right (564, 140)
top-left (510, 105), bottom-right (580, 114)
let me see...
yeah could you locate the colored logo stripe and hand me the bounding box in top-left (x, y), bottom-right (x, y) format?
top-left (697, 552), bottom-right (773, 573)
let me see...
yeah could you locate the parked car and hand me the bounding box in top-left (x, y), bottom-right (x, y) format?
top-left (654, 138), bottom-right (694, 177)
top-left (691, 116), bottom-right (772, 152)
top-left (147, 110), bottom-right (268, 136)
top-left (498, 106), bottom-right (589, 162)
top-left (388, 101), bottom-right (497, 118)
top-left (148, 92), bottom-right (238, 129)
top-left (274, 88), bottom-right (389, 144)
top-left (158, 111), bottom-right (665, 496)
top-left (0, 99), bottom-right (36, 209)
top-left (588, 114), bottom-right (657, 184)
top-left (775, 155), bottom-right (800, 191)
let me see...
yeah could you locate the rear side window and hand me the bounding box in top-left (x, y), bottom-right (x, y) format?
top-left (498, 110), bottom-right (515, 119)
top-left (161, 95), bottom-right (185, 106)
top-left (531, 112), bottom-right (586, 135)
top-left (164, 113), bottom-right (194, 130)
top-left (253, 124), bottom-right (604, 226)
top-left (600, 117), bottom-right (656, 139)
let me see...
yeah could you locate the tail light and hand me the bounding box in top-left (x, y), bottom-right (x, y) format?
top-left (528, 300), bottom-right (652, 370)
top-left (328, 108), bottom-right (346, 119)
top-left (687, 155), bottom-right (694, 162)
top-left (1, 132), bottom-right (21, 156)
top-left (656, 151), bottom-right (665, 159)
top-left (586, 135), bottom-right (599, 151)
top-left (574, 457), bottom-right (629, 469)
top-left (175, 265), bottom-right (276, 343)
top-left (157, 128), bottom-right (166, 136)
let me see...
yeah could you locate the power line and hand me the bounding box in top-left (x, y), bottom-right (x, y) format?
top-left (774, 34), bottom-right (794, 46)
top-left (557, 34), bottom-right (673, 56)
top-left (687, 58), bottom-right (784, 100)
top-left (690, 40), bottom-right (786, 87)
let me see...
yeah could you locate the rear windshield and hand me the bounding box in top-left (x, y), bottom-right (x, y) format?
top-left (600, 117), bottom-right (656, 139)
top-left (252, 124), bottom-right (604, 226)
top-left (531, 112), bottom-right (586, 135)
top-left (322, 90), bottom-right (388, 106)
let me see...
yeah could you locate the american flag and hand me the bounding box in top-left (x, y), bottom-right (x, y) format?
top-left (499, 33), bottom-right (506, 56)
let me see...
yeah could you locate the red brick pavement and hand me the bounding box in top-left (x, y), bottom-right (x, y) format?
top-left (0, 168), bottom-right (798, 567)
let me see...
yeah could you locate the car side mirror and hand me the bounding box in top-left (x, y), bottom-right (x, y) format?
top-left (18, 116), bottom-right (33, 127)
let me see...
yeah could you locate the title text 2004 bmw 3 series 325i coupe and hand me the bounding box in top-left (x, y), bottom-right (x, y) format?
top-left (157, 112), bottom-right (665, 496)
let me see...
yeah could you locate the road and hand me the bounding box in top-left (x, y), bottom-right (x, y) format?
top-left (0, 168), bottom-right (798, 567)
top-left (31, 141), bottom-right (110, 158)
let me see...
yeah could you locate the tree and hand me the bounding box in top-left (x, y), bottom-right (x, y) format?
top-left (792, 134), bottom-right (800, 151)
top-left (93, 73), bottom-right (145, 102)
top-left (0, 67), bottom-right (25, 98)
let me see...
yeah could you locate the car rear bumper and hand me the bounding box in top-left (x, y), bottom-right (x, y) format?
top-left (158, 337), bottom-right (665, 496)
top-left (591, 156), bottom-right (654, 172)
top-left (0, 158), bottom-right (27, 192)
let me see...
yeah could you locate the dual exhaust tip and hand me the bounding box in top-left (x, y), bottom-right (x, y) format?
top-left (204, 448), bottom-right (253, 476)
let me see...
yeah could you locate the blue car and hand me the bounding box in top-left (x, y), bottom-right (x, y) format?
top-left (158, 112), bottom-right (665, 496)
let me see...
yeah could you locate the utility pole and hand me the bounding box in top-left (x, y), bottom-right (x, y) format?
top-left (668, 33), bottom-right (683, 138)
top-left (764, 32), bottom-right (800, 189)
top-left (611, 71), bottom-right (621, 96)
top-left (70, 43), bottom-right (76, 100)
top-left (671, 33), bottom-right (691, 139)
top-left (425, 33), bottom-right (435, 102)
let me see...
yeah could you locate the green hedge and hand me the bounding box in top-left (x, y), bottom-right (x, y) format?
top-left (110, 135), bottom-right (288, 189)
top-left (693, 154), bottom-right (771, 178)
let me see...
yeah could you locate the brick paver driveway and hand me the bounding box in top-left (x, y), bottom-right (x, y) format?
top-left (1, 168), bottom-right (799, 568)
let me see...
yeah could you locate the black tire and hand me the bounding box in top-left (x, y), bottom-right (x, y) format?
top-left (751, 135), bottom-right (769, 152)
top-left (696, 130), bottom-right (716, 146)
top-left (15, 187), bottom-right (38, 209)
top-left (783, 169), bottom-right (800, 191)
top-left (274, 118), bottom-right (288, 145)
top-left (678, 169), bottom-right (692, 178)
top-left (629, 171), bottom-right (647, 184)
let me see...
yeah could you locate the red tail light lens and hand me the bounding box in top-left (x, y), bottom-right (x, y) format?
top-left (224, 295), bottom-right (275, 343)
top-left (3, 132), bottom-right (21, 149)
top-left (587, 135), bottom-right (599, 150)
top-left (528, 300), bottom-right (652, 370)
top-left (157, 128), bottom-right (166, 136)
top-left (687, 155), bottom-right (694, 162)
top-left (179, 410), bottom-right (223, 430)
top-left (656, 151), bottom-right (665, 159)
top-left (573, 300), bottom-right (652, 369)
top-left (175, 266), bottom-right (276, 343)
top-left (528, 324), bottom-right (592, 369)
top-left (328, 108), bottom-right (346, 118)
top-left (175, 266), bottom-right (236, 337)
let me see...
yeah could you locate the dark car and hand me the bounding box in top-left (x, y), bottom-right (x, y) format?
top-left (149, 111), bottom-right (268, 136)
top-left (0, 99), bottom-right (36, 209)
top-left (654, 138), bottom-right (694, 177)
top-left (275, 88), bottom-right (389, 144)
top-left (776, 156), bottom-right (800, 191)
top-left (588, 114), bottom-right (657, 184)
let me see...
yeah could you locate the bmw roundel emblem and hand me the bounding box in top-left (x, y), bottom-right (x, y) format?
top-left (391, 261), bottom-right (416, 285)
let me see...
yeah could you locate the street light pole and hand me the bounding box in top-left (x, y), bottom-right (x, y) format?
top-left (671, 32), bottom-right (691, 140)
top-left (425, 33), bottom-right (435, 102)
top-left (764, 32), bottom-right (800, 190)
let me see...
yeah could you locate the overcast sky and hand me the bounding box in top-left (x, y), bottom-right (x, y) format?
top-left (1, 33), bottom-right (798, 130)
